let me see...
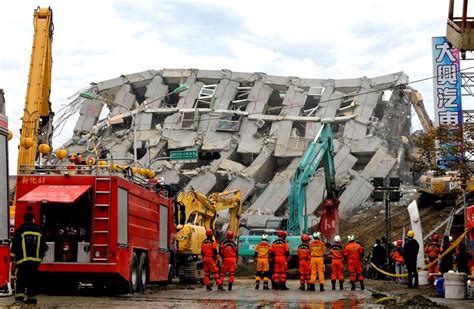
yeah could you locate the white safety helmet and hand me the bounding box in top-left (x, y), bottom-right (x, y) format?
top-left (347, 234), bottom-right (355, 242)
top-left (449, 236), bottom-right (453, 242)
top-left (334, 235), bottom-right (341, 243)
top-left (261, 234), bottom-right (269, 241)
top-left (313, 232), bottom-right (321, 239)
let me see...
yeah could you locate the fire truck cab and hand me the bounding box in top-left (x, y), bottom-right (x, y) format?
top-left (14, 168), bottom-right (175, 293)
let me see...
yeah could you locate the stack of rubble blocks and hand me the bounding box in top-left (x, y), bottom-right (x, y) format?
top-left (64, 69), bottom-right (414, 231)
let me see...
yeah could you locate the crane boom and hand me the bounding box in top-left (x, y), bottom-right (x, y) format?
top-left (17, 7), bottom-right (54, 174)
top-left (288, 123), bottom-right (338, 238)
top-left (405, 88), bottom-right (434, 132)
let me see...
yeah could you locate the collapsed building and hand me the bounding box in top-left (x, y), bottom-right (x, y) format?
top-left (61, 69), bottom-right (414, 232)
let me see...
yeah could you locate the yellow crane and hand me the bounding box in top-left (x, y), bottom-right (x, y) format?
top-left (174, 188), bottom-right (242, 282)
top-left (17, 7), bottom-right (54, 174)
top-left (10, 7), bottom-right (55, 230)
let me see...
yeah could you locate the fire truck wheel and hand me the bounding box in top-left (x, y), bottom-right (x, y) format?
top-left (130, 252), bottom-right (139, 293)
top-left (138, 252), bottom-right (148, 292)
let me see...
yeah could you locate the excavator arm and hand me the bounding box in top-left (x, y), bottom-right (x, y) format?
top-left (17, 7), bottom-right (54, 174)
top-left (288, 123), bottom-right (338, 240)
top-left (404, 87), bottom-right (434, 132)
top-left (176, 189), bottom-right (217, 230)
top-left (209, 190), bottom-right (242, 237)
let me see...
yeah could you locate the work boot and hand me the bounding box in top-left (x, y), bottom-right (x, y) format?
top-left (206, 285), bottom-right (212, 291)
top-left (331, 280), bottom-right (336, 290)
top-left (299, 283), bottom-right (306, 291)
top-left (351, 281), bottom-right (356, 291)
top-left (228, 282), bottom-right (233, 291)
top-left (339, 281), bottom-right (344, 290)
top-left (272, 281), bottom-right (279, 290)
top-left (307, 284), bottom-right (315, 291)
top-left (218, 285), bottom-right (224, 291)
top-left (255, 282), bottom-right (260, 290)
top-left (263, 282), bottom-right (270, 290)
top-left (320, 284), bottom-right (324, 292)
top-left (360, 280), bottom-right (365, 290)
top-left (280, 282), bottom-right (289, 290)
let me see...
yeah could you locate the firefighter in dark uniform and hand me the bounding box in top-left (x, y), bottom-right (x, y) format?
top-left (11, 212), bottom-right (47, 304)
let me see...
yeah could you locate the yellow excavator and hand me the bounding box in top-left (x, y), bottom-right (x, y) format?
top-left (405, 87), bottom-right (474, 206)
top-left (11, 7), bottom-right (55, 227)
top-left (174, 189), bottom-right (242, 283)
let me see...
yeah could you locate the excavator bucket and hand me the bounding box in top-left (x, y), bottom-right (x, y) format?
top-left (318, 198), bottom-right (340, 242)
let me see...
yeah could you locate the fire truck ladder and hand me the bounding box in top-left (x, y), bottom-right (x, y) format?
top-left (91, 177), bottom-right (112, 262)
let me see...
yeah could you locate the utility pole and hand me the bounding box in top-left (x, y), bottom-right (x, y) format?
top-left (372, 177), bottom-right (402, 266)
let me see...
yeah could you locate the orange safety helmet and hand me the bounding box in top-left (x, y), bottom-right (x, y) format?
top-left (301, 234), bottom-right (311, 242)
top-left (432, 233), bottom-right (440, 241)
top-left (277, 230), bottom-right (287, 238)
top-left (226, 230), bottom-right (234, 240)
top-left (205, 229), bottom-right (214, 237)
top-left (396, 239), bottom-right (403, 246)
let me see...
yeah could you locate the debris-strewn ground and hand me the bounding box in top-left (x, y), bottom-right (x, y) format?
top-left (367, 279), bottom-right (474, 308)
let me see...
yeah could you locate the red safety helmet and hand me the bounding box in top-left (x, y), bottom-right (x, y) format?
top-left (277, 230), bottom-right (287, 238)
top-left (301, 234), bottom-right (311, 242)
top-left (396, 239), bottom-right (403, 246)
top-left (226, 230), bottom-right (234, 239)
top-left (205, 229), bottom-right (214, 237)
top-left (432, 233), bottom-right (440, 241)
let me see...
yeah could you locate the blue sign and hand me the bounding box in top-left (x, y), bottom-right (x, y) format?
top-left (431, 37), bottom-right (463, 167)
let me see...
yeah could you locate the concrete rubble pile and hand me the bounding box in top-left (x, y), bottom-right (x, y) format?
top-left (63, 69), bottom-right (413, 232)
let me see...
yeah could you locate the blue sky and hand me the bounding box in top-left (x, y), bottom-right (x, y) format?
top-left (0, 0), bottom-right (471, 172)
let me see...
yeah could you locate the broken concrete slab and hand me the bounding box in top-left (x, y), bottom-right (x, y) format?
top-left (110, 84), bottom-right (137, 115)
top-left (247, 158), bottom-right (300, 215)
top-left (273, 86), bottom-right (307, 157)
top-left (73, 98), bottom-right (104, 134)
top-left (361, 146), bottom-right (397, 179)
top-left (338, 171), bottom-right (374, 219)
top-left (184, 170), bottom-right (217, 195)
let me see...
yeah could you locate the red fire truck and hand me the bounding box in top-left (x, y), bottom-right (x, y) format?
top-left (14, 169), bottom-right (175, 293)
top-left (0, 89), bottom-right (10, 289)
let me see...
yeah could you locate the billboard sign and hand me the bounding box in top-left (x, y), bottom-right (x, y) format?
top-left (432, 36), bottom-right (463, 126)
top-left (431, 36), bottom-right (463, 166)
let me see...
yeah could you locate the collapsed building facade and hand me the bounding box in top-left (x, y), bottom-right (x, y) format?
top-left (63, 69), bottom-right (413, 232)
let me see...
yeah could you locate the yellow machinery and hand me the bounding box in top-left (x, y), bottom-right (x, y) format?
top-left (175, 189), bottom-right (242, 282)
top-left (17, 7), bottom-right (54, 173)
top-left (11, 7), bottom-right (54, 229)
top-left (405, 88), bottom-right (474, 206)
top-left (404, 87), bottom-right (434, 133)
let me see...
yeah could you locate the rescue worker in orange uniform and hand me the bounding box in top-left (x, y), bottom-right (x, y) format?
top-left (219, 231), bottom-right (238, 291)
top-left (330, 235), bottom-right (344, 290)
top-left (391, 239), bottom-right (405, 282)
top-left (254, 234), bottom-right (271, 290)
top-left (424, 233), bottom-right (440, 281)
top-left (309, 232), bottom-right (326, 291)
top-left (201, 229), bottom-right (223, 291)
top-left (297, 234), bottom-right (312, 290)
top-left (220, 230), bottom-right (238, 291)
top-left (343, 234), bottom-right (364, 290)
top-left (271, 230), bottom-right (290, 290)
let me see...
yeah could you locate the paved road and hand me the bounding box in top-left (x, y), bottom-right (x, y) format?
top-left (0, 279), bottom-right (375, 308)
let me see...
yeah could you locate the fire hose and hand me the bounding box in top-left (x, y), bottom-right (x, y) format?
top-left (370, 228), bottom-right (469, 278)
